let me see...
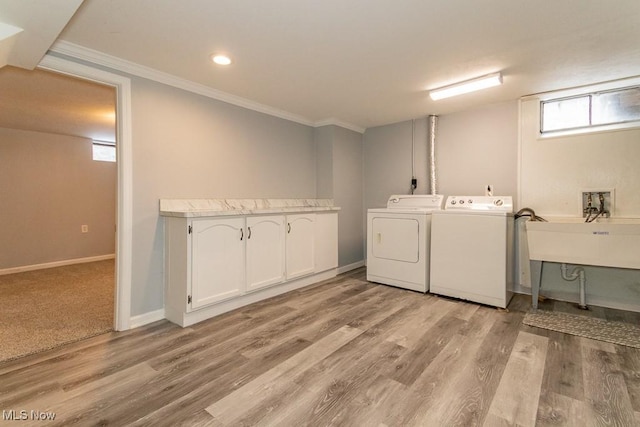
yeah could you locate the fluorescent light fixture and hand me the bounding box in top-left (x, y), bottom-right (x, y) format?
top-left (211, 54), bottom-right (232, 65)
top-left (429, 72), bottom-right (503, 101)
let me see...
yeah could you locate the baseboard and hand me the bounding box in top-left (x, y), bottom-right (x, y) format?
top-left (170, 269), bottom-right (338, 327)
top-left (129, 308), bottom-right (166, 329)
top-left (0, 254), bottom-right (116, 276)
top-left (337, 260), bottom-right (365, 274)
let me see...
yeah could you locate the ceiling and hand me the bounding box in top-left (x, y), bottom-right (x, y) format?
top-left (2, 0), bottom-right (640, 135)
top-left (0, 66), bottom-right (116, 142)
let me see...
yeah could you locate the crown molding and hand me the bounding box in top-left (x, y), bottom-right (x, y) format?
top-left (50, 40), bottom-right (319, 126)
top-left (314, 118), bottom-right (365, 134)
top-left (49, 41), bottom-right (366, 133)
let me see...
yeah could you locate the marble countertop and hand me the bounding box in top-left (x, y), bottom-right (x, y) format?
top-left (160, 198), bottom-right (340, 217)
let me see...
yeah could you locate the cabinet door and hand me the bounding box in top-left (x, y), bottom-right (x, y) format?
top-left (246, 215), bottom-right (285, 291)
top-left (286, 214), bottom-right (315, 279)
top-left (191, 217), bottom-right (245, 309)
top-left (315, 213), bottom-right (338, 272)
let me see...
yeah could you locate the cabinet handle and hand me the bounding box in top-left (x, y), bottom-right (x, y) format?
top-left (287, 223), bottom-right (291, 234)
top-left (247, 226), bottom-right (251, 239)
top-left (240, 228), bottom-right (244, 241)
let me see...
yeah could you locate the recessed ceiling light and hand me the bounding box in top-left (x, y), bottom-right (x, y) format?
top-left (211, 54), bottom-right (232, 65)
top-left (429, 72), bottom-right (503, 100)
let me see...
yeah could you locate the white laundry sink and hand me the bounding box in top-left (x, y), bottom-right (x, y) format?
top-left (525, 217), bottom-right (640, 269)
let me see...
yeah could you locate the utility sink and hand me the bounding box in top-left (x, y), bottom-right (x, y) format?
top-left (526, 217), bottom-right (640, 269)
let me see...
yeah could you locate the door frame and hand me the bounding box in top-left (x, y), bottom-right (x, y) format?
top-left (38, 54), bottom-right (133, 331)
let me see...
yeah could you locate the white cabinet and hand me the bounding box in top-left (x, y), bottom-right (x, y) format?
top-left (191, 217), bottom-right (245, 308)
top-left (164, 209), bottom-right (338, 327)
top-left (246, 215), bottom-right (285, 291)
top-left (285, 214), bottom-right (315, 279)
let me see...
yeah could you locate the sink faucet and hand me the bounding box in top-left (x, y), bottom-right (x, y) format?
top-left (585, 192), bottom-right (610, 222)
top-left (598, 192), bottom-right (610, 218)
top-left (583, 193), bottom-right (598, 218)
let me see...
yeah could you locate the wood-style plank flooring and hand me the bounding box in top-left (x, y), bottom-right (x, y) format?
top-left (1, 268), bottom-right (639, 426)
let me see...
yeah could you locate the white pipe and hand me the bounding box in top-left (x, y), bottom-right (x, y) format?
top-left (560, 263), bottom-right (587, 309)
top-left (428, 115), bottom-right (438, 195)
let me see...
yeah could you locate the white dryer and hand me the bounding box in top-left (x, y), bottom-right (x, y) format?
top-left (367, 194), bottom-right (444, 292)
top-left (429, 196), bottom-right (514, 308)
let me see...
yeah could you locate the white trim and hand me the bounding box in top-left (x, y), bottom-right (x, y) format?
top-left (129, 309), bottom-right (166, 329)
top-left (522, 75), bottom-right (640, 102)
top-left (337, 260), bottom-right (365, 275)
top-left (38, 54), bottom-right (133, 332)
top-left (314, 119), bottom-right (365, 134)
top-left (0, 254), bottom-right (115, 276)
top-left (50, 41), bottom-right (365, 134)
top-left (516, 98), bottom-right (523, 211)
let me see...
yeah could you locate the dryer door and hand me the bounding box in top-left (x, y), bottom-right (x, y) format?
top-left (370, 217), bottom-right (419, 263)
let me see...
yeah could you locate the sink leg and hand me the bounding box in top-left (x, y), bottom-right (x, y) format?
top-left (530, 260), bottom-right (543, 312)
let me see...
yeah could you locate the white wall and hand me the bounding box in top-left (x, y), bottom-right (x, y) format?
top-left (0, 127), bottom-right (116, 270)
top-left (520, 98), bottom-right (640, 216)
top-left (519, 96), bottom-right (640, 311)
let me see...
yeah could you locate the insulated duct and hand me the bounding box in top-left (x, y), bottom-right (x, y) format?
top-left (428, 115), bottom-right (438, 195)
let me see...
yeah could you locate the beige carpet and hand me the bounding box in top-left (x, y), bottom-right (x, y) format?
top-left (0, 260), bottom-right (114, 362)
top-left (524, 309), bottom-right (640, 349)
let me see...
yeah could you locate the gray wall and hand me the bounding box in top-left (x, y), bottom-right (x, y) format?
top-left (436, 101), bottom-right (518, 198)
top-left (364, 119), bottom-right (427, 212)
top-left (130, 78), bottom-right (317, 316)
top-left (363, 104), bottom-right (518, 264)
top-left (363, 102), bottom-right (518, 213)
top-left (314, 125), bottom-right (333, 199)
top-left (0, 127), bottom-right (116, 269)
top-left (315, 125), bottom-right (364, 267)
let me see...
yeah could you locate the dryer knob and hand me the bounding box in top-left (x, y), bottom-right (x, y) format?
top-left (494, 199), bottom-right (504, 206)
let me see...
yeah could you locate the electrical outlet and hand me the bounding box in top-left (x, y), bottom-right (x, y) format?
top-left (81, 225), bottom-right (89, 233)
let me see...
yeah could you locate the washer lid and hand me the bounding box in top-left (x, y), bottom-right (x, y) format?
top-left (386, 194), bottom-right (444, 210)
top-left (444, 196), bottom-right (513, 212)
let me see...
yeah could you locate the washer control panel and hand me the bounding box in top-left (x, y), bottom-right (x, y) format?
top-left (445, 196), bottom-right (513, 212)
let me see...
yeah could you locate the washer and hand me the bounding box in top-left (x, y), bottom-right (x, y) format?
top-left (429, 196), bottom-right (514, 308)
top-left (367, 194), bottom-right (444, 292)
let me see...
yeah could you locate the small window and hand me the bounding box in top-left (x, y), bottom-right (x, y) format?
top-left (592, 87), bottom-right (640, 125)
top-left (541, 86), bottom-right (640, 135)
top-left (541, 96), bottom-right (590, 132)
top-left (93, 141), bottom-right (116, 162)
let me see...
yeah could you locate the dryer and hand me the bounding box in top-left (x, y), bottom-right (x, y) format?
top-left (430, 195), bottom-right (514, 308)
top-left (367, 194), bottom-right (444, 292)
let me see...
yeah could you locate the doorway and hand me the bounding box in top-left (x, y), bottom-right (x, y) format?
top-left (0, 57), bottom-right (131, 362)
top-left (0, 65), bottom-right (115, 361)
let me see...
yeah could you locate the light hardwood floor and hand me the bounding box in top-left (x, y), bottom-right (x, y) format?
top-left (1, 268), bottom-right (639, 426)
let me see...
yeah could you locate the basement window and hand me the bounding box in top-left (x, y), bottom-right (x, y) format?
top-left (92, 141), bottom-right (116, 162)
top-left (540, 85), bottom-right (640, 136)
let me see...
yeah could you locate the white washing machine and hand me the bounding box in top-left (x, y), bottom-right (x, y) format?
top-left (430, 196), bottom-right (514, 308)
top-left (367, 194), bottom-right (444, 292)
